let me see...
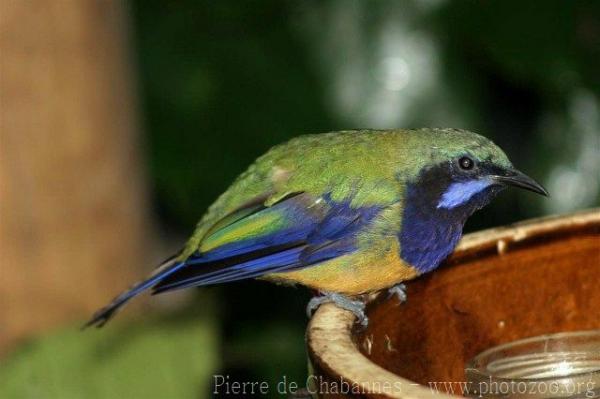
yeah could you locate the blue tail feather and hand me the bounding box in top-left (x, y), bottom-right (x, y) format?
top-left (83, 259), bottom-right (186, 328)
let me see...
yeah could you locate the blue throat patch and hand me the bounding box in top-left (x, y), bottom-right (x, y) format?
top-left (399, 167), bottom-right (502, 273)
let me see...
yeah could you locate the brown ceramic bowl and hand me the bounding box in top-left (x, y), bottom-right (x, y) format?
top-left (307, 209), bottom-right (600, 399)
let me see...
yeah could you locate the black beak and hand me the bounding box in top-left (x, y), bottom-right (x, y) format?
top-left (491, 169), bottom-right (549, 196)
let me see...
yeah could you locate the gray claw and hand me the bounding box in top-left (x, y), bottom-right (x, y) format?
top-left (388, 283), bottom-right (408, 303)
top-left (306, 295), bottom-right (329, 317)
top-left (306, 292), bottom-right (368, 326)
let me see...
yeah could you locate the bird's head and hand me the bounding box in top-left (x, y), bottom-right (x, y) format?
top-left (401, 128), bottom-right (548, 218)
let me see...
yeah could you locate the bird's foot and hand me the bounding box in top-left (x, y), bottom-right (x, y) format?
top-left (387, 283), bottom-right (408, 304)
top-left (306, 292), bottom-right (368, 326)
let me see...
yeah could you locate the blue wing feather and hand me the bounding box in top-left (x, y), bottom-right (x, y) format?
top-left (153, 193), bottom-right (382, 293)
top-left (153, 246), bottom-right (306, 292)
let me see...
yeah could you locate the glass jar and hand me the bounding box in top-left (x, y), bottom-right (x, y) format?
top-left (465, 330), bottom-right (600, 398)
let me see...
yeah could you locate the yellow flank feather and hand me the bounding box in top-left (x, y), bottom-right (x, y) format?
top-left (263, 238), bottom-right (418, 295)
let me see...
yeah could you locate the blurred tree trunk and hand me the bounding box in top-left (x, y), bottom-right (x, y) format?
top-left (0, 1), bottom-right (153, 354)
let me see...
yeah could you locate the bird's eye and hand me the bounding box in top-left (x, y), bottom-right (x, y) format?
top-left (458, 156), bottom-right (474, 170)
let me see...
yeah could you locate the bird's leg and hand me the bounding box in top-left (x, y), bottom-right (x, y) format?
top-left (387, 283), bottom-right (408, 304)
top-left (306, 292), bottom-right (368, 326)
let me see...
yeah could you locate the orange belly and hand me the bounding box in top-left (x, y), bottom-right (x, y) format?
top-left (264, 239), bottom-right (418, 295)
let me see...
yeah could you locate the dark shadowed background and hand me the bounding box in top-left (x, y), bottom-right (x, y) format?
top-left (1, 1), bottom-right (598, 398)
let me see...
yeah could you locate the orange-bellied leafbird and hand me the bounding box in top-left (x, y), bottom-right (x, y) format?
top-left (85, 128), bottom-right (547, 327)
